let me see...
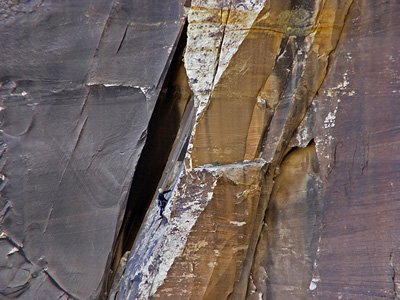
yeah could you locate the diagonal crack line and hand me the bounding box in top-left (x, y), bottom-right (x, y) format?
top-left (80, 89), bottom-right (91, 115)
top-left (71, 115), bottom-right (88, 155)
top-left (44, 270), bottom-right (79, 300)
top-left (85, 0), bottom-right (116, 82)
top-left (116, 23), bottom-right (129, 54)
top-left (93, 0), bottom-right (115, 56)
top-left (2, 235), bottom-right (34, 266)
top-left (317, 0), bottom-right (355, 94)
top-left (210, 1), bottom-right (232, 90)
top-left (55, 115), bottom-right (88, 192)
top-left (42, 203), bottom-right (54, 234)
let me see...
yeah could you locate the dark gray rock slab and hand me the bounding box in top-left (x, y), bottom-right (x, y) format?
top-left (0, 1), bottom-right (186, 299)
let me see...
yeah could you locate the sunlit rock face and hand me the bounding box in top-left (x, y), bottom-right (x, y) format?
top-left (117, 0), bottom-right (400, 299)
top-left (2, 0), bottom-right (399, 299)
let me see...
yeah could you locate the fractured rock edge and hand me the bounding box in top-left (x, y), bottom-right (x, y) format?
top-left (116, 0), bottom-right (357, 299)
top-left (115, 159), bottom-right (267, 299)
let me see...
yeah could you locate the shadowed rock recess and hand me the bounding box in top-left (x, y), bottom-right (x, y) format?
top-left (0, 0), bottom-right (187, 299)
top-left (1, 0), bottom-right (400, 299)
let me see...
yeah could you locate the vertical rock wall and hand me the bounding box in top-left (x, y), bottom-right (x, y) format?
top-left (117, 0), bottom-right (400, 299)
top-left (0, 1), bottom-right (186, 299)
top-left (2, 0), bottom-right (399, 299)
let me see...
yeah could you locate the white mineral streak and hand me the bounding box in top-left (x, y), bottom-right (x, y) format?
top-left (184, 1), bottom-right (267, 170)
top-left (184, 1), bottom-right (224, 116)
top-left (323, 109), bottom-right (337, 129)
top-left (296, 125), bottom-right (311, 146)
top-left (184, 0), bottom-right (267, 118)
top-left (10, 91), bottom-right (27, 97)
top-left (309, 275), bottom-right (320, 291)
top-left (293, 102), bottom-right (316, 148)
top-left (7, 247), bottom-right (18, 255)
top-left (129, 160), bottom-right (266, 298)
top-left (229, 221), bottom-right (246, 226)
top-left (130, 168), bottom-right (219, 299)
top-left (316, 71), bottom-right (350, 165)
top-left (194, 159), bottom-right (266, 174)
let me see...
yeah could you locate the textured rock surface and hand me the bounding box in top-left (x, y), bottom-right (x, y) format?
top-left (304, 2), bottom-right (400, 298)
top-left (116, 160), bottom-right (267, 299)
top-left (2, 0), bottom-right (400, 299)
top-left (248, 143), bottom-right (322, 299)
top-left (117, 0), bottom-right (400, 299)
top-left (0, 1), bottom-right (186, 299)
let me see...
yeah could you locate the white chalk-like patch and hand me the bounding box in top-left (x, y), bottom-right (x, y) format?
top-left (309, 280), bottom-right (317, 291)
top-left (229, 221), bottom-right (246, 226)
top-left (10, 91), bottom-right (28, 97)
top-left (139, 86), bottom-right (151, 95)
top-left (7, 247), bottom-right (18, 255)
top-left (207, 261), bottom-right (217, 268)
top-left (323, 110), bottom-right (337, 129)
top-left (309, 276), bottom-right (320, 291)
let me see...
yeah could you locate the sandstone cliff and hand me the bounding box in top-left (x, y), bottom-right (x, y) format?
top-left (116, 0), bottom-right (400, 299)
top-left (1, 0), bottom-right (399, 299)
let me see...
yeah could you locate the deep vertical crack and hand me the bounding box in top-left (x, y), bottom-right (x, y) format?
top-left (100, 21), bottom-right (190, 300)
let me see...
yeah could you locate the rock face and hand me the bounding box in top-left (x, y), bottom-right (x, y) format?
top-left (2, 0), bottom-right (400, 299)
top-left (116, 0), bottom-right (400, 299)
top-left (0, 1), bottom-right (186, 299)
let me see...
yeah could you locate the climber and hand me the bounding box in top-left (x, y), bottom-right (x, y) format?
top-left (156, 188), bottom-right (172, 218)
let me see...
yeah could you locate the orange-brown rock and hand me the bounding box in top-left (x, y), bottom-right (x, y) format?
top-left (116, 0), bottom-right (400, 299)
top-left (248, 143), bottom-right (321, 299)
top-left (115, 160), bottom-right (266, 299)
